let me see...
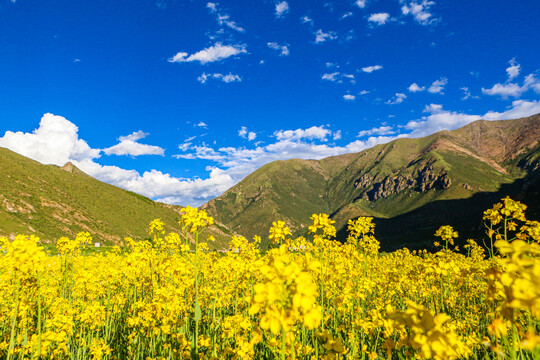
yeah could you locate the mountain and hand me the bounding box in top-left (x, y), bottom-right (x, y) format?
top-left (0, 148), bottom-right (232, 247)
top-left (202, 114), bottom-right (540, 250)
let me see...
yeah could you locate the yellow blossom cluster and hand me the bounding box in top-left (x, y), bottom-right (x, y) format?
top-left (0, 197), bottom-right (538, 359)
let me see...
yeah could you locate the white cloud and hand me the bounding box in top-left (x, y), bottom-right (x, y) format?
top-left (275, 1), bottom-right (289, 17)
top-left (321, 72), bottom-right (354, 83)
top-left (460, 87), bottom-right (471, 100)
top-left (361, 65), bottom-right (383, 73)
top-left (340, 12), bottom-right (353, 20)
top-left (315, 29), bottom-right (337, 43)
top-left (481, 60), bottom-right (540, 99)
top-left (103, 131), bottom-right (165, 156)
top-left (173, 127), bottom-right (399, 199)
top-left (267, 42), bottom-right (290, 56)
top-left (196, 122), bottom-right (208, 128)
top-left (6, 104), bottom-right (538, 208)
top-left (506, 58), bottom-right (521, 81)
top-left (482, 73), bottom-right (540, 99)
top-left (0, 113), bottom-right (100, 166)
top-left (322, 72), bottom-right (340, 82)
top-left (405, 100), bottom-right (540, 138)
top-left (222, 74), bottom-right (242, 83)
top-left (368, 13), bottom-right (390, 25)
top-left (483, 100), bottom-right (540, 121)
top-left (482, 83), bottom-right (524, 98)
top-left (175, 144), bottom-right (225, 161)
top-left (408, 83), bottom-right (425, 92)
top-left (482, 83), bottom-right (523, 99)
top-left (527, 74), bottom-right (540, 94)
top-left (343, 94), bottom-right (356, 101)
top-left (358, 125), bottom-right (395, 137)
top-left (206, 2), bottom-right (245, 32)
top-left (197, 72), bottom-right (242, 84)
top-left (238, 126), bottom-right (257, 141)
top-left (401, 0), bottom-right (437, 25)
top-left (427, 77), bottom-right (448, 94)
top-left (423, 103), bottom-right (443, 113)
top-left (386, 93), bottom-right (407, 104)
top-left (0, 114), bottom-right (237, 206)
top-left (355, 0), bottom-right (366, 8)
top-left (359, 90), bottom-right (370, 95)
top-left (168, 43), bottom-right (246, 64)
top-left (275, 126), bottom-right (333, 141)
top-left (301, 15), bottom-right (313, 24)
top-left (81, 159), bottom-right (236, 207)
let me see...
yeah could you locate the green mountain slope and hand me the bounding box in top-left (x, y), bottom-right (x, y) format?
top-left (202, 114), bottom-right (540, 249)
top-left (0, 148), bottom-right (231, 247)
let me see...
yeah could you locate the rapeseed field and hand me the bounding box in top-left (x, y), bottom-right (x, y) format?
top-left (0, 197), bottom-right (539, 359)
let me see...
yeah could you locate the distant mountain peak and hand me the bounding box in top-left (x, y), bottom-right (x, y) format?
top-left (61, 162), bottom-right (81, 173)
top-left (203, 114), bottom-right (540, 250)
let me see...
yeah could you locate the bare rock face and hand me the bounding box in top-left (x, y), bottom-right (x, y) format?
top-left (357, 164), bottom-right (451, 201)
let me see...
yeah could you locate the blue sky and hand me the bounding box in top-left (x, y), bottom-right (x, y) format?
top-left (0, 0), bottom-right (539, 205)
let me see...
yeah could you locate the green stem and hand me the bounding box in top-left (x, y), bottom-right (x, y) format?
top-left (281, 329), bottom-right (286, 360)
top-left (7, 279), bottom-right (21, 360)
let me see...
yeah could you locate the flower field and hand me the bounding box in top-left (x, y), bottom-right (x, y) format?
top-left (1, 197), bottom-right (539, 359)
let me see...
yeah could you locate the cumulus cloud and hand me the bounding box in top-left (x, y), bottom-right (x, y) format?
top-left (404, 100), bottom-right (540, 138)
top-left (482, 83), bottom-right (523, 98)
top-left (197, 73), bottom-right (242, 84)
top-left (238, 126), bottom-right (257, 141)
top-left (481, 60), bottom-right (540, 99)
top-left (322, 72), bottom-right (340, 82)
top-left (168, 43), bottom-right (246, 64)
top-left (401, 0), bottom-right (437, 25)
top-left (428, 77), bottom-right (448, 94)
top-left (361, 65), bottom-right (383, 73)
top-left (321, 72), bottom-right (355, 83)
top-left (340, 12), bottom-right (353, 20)
top-left (408, 83), bottom-right (425, 92)
top-left (368, 13), bottom-right (390, 25)
top-left (358, 125), bottom-right (395, 137)
top-left (0, 113), bottom-right (236, 206)
top-left (506, 58), bottom-right (521, 81)
top-left (355, 0), bottom-right (366, 8)
top-left (274, 126), bottom-right (333, 141)
top-left (206, 2), bottom-right (245, 32)
top-left (343, 94), bottom-right (356, 101)
top-left (267, 42), bottom-right (290, 56)
top-left (487, 74), bottom-right (540, 98)
top-left (0, 113), bottom-right (100, 166)
top-left (483, 100), bottom-right (540, 121)
top-left (196, 122), bottom-right (208, 128)
top-left (275, 1), bottom-right (289, 17)
top-left (423, 103), bottom-right (443, 113)
top-left (314, 29), bottom-right (337, 43)
top-left (103, 131), bottom-right (165, 156)
top-left (386, 93), bottom-right (407, 104)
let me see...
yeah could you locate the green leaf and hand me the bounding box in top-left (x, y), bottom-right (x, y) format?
top-left (195, 302), bottom-right (202, 321)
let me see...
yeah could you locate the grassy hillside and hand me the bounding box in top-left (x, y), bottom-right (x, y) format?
top-left (203, 114), bottom-right (540, 249)
top-left (0, 148), bottom-right (231, 247)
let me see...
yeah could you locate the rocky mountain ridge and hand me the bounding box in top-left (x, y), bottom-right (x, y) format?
top-left (202, 114), bottom-right (540, 249)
